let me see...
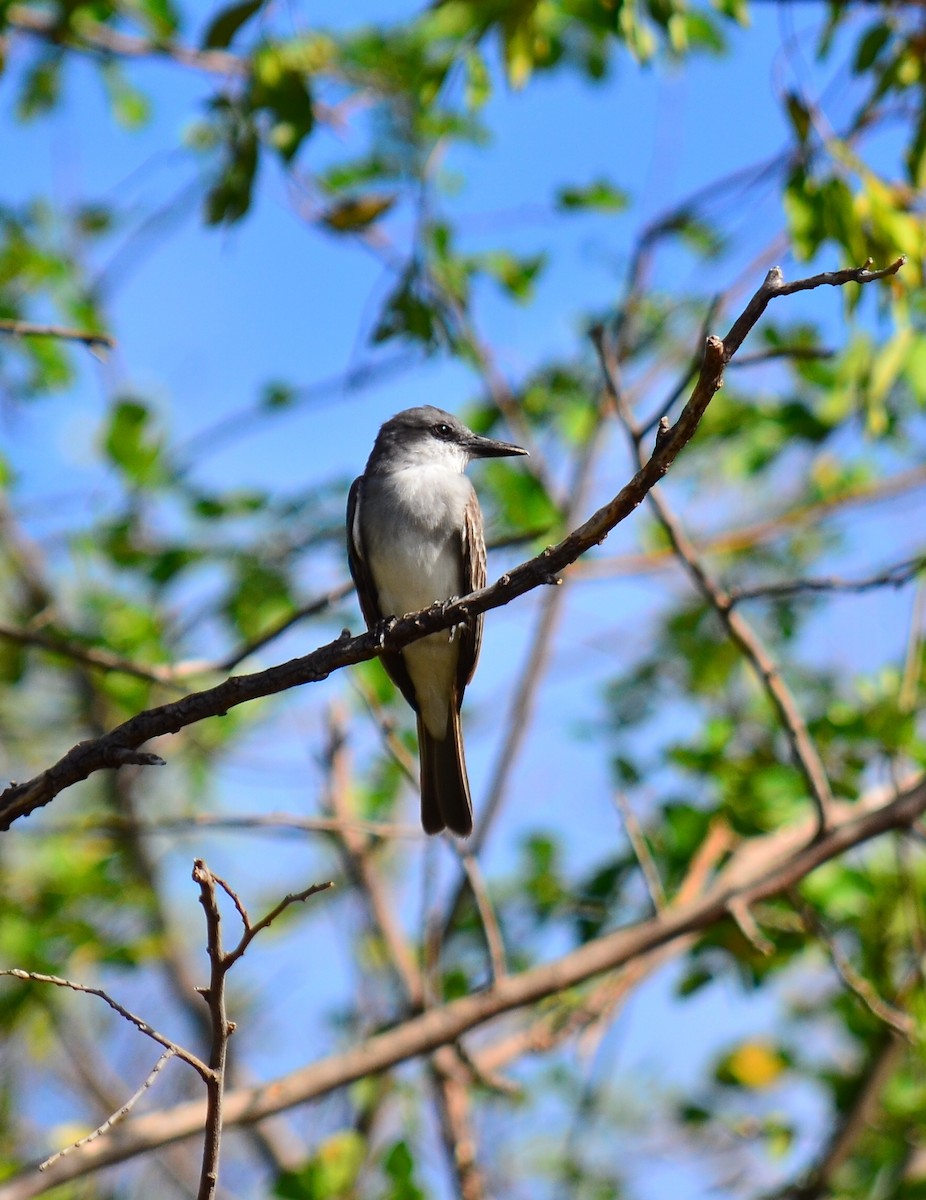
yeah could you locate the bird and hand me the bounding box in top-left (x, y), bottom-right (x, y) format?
top-left (347, 406), bottom-right (528, 836)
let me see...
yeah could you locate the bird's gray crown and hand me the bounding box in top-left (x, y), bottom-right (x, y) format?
top-left (365, 406), bottom-right (526, 475)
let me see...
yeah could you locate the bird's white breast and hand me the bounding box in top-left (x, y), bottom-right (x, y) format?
top-left (361, 464), bottom-right (472, 617)
top-left (358, 464), bottom-right (474, 738)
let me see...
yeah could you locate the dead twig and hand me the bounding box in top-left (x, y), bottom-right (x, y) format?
top-left (729, 555), bottom-right (926, 605)
top-left (191, 860), bottom-right (332, 1200)
top-left (613, 791), bottom-right (667, 913)
top-left (39, 1049), bottom-right (176, 1172)
top-left (0, 970), bottom-right (208, 1079)
top-left (0, 318), bottom-right (114, 349)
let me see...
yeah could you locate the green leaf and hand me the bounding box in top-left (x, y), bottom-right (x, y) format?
top-left (224, 560), bottom-right (293, 641)
top-left (202, 0), bottom-right (265, 49)
top-left (101, 62), bottom-right (151, 129)
top-left (478, 250), bottom-right (546, 302)
top-left (16, 54), bottom-right (62, 120)
top-left (556, 179), bottom-right (629, 213)
top-left (372, 268), bottom-right (450, 350)
top-left (319, 194), bottom-right (397, 233)
top-left (382, 1138), bottom-right (425, 1200)
top-left (261, 381), bottom-right (297, 409)
top-left (785, 91), bottom-right (811, 145)
top-left (274, 1131), bottom-right (366, 1198)
top-left (251, 53), bottom-right (315, 162)
top-left (205, 117), bottom-right (259, 225)
top-left (102, 398), bottom-right (167, 486)
top-left (482, 459), bottom-right (558, 537)
top-left (852, 22), bottom-right (892, 74)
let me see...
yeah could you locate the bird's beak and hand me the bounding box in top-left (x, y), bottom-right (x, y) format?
top-left (465, 432), bottom-right (529, 459)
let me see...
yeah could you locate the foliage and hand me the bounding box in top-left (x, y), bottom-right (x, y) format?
top-left (0, 1), bottom-right (925, 1198)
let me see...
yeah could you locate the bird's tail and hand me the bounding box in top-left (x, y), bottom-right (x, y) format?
top-left (418, 708), bottom-right (473, 837)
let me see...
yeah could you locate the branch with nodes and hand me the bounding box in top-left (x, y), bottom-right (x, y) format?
top-left (39, 1049), bottom-right (176, 1173)
top-left (0, 258), bottom-right (903, 834)
top-left (191, 861), bottom-right (332, 1199)
top-left (5, 771), bottom-right (924, 1198)
top-left (0, 867), bottom-right (331, 1200)
top-left (0, 969), bottom-right (209, 1079)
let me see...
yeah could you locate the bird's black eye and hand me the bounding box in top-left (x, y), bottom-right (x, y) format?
top-left (432, 423), bottom-right (453, 440)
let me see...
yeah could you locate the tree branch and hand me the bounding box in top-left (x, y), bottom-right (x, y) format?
top-left (0, 970), bottom-right (209, 1079)
top-left (39, 1049), bottom-right (176, 1173)
top-left (5, 772), bottom-right (924, 1197)
top-left (0, 258), bottom-right (902, 834)
top-left (0, 318), bottom-right (114, 349)
top-left (593, 327), bottom-right (837, 833)
top-left (729, 554), bottom-right (926, 605)
top-left (6, 4), bottom-right (245, 76)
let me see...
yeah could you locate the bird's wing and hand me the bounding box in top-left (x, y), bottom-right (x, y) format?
top-left (455, 485), bottom-right (487, 699)
top-left (346, 474), bottom-right (421, 712)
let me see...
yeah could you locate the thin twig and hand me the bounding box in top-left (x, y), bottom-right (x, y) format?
top-left (578, 463), bottom-right (926, 582)
top-left (24, 811), bottom-right (420, 841)
top-left (0, 619), bottom-right (189, 685)
top-left (458, 854), bottom-right (508, 983)
top-left (7, 3), bottom-right (245, 76)
top-left (593, 323), bottom-right (837, 834)
top-left (727, 345), bottom-right (835, 368)
top-left (219, 582), bottom-right (355, 673)
top-left (613, 792), bottom-right (666, 913)
top-left (0, 970), bottom-right (209, 1078)
top-left (729, 555), bottom-right (926, 604)
top-left (39, 1049), bottom-right (176, 1172)
top-left (0, 318), bottom-right (114, 349)
top-left (791, 892), bottom-right (914, 1039)
top-left (225, 881), bottom-right (334, 972)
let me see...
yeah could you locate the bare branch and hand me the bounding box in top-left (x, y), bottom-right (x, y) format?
top-left (458, 853), bottom-right (508, 983)
top-left (192, 862), bottom-right (233, 1200)
top-left (722, 258), bottom-right (904, 361)
top-left (613, 791), bottom-right (667, 913)
top-left (39, 1049), bottom-right (176, 1172)
top-left (7, 773), bottom-right (925, 1196)
top-left (0, 318), bottom-right (114, 349)
top-left (0, 970), bottom-right (209, 1079)
top-left (729, 555), bottom-right (926, 605)
top-left (6, 4), bottom-right (245, 76)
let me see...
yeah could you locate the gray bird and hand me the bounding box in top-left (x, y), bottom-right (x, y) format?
top-left (347, 406), bottom-right (527, 836)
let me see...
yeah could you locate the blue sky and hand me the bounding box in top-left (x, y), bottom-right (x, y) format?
top-left (2, 3), bottom-right (919, 1194)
